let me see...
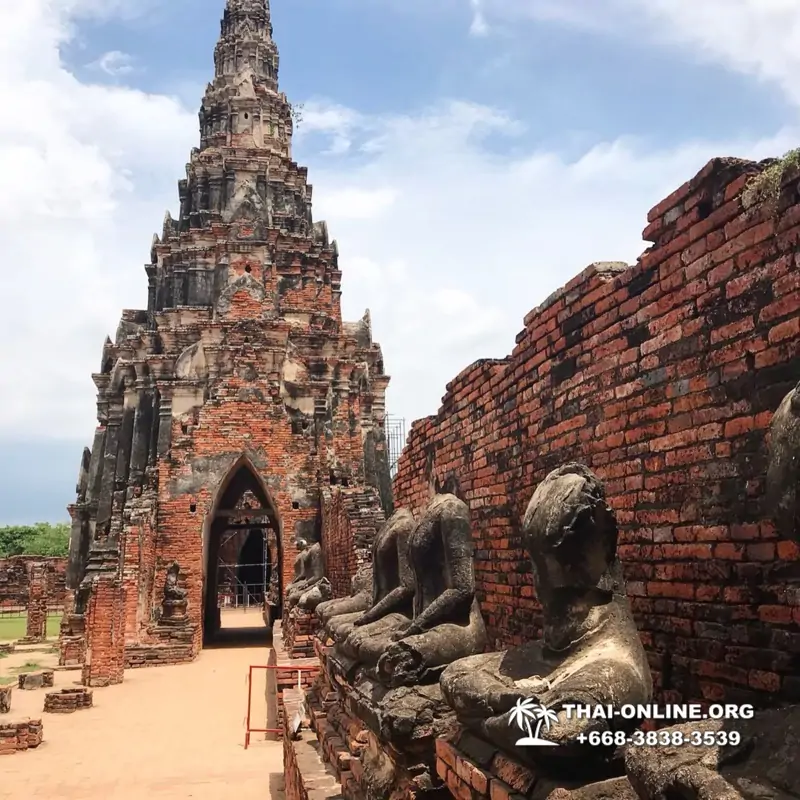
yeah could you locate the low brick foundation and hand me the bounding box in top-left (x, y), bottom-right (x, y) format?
top-left (58, 610), bottom-right (85, 667)
top-left (273, 622), bottom-right (320, 732)
top-left (313, 638), bottom-right (450, 800)
top-left (125, 619), bottom-right (197, 669)
top-left (283, 607), bottom-right (321, 659)
top-left (18, 671), bottom-right (54, 690)
top-left (283, 686), bottom-right (344, 800)
top-left (43, 688), bottom-right (93, 713)
top-left (0, 718), bottom-right (43, 755)
top-left (0, 685), bottom-right (11, 714)
top-left (0, 643), bottom-right (14, 656)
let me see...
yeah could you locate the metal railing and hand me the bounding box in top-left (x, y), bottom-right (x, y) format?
top-left (244, 663), bottom-right (319, 748)
top-left (385, 415), bottom-right (407, 477)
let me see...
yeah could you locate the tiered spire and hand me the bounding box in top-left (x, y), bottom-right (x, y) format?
top-left (199, 0), bottom-right (291, 155)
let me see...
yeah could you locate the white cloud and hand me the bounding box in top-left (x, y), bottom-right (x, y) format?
top-left (472, 0), bottom-right (800, 107)
top-left (0, 0), bottom-right (195, 441)
top-left (469, 0), bottom-right (489, 36)
top-left (89, 50), bottom-right (135, 76)
top-left (299, 99), bottom-right (796, 424)
top-left (0, 0), bottom-right (798, 449)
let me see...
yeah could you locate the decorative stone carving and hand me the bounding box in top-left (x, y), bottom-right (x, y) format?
top-left (340, 495), bottom-right (487, 688)
top-left (161, 561), bottom-right (188, 623)
top-left (440, 463), bottom-right (652, 769)
top-left (766, 379), bottom-right (800, 541)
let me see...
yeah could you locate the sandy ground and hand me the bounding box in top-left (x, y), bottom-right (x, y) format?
top-left (0, 609), bottom-right (286, 799)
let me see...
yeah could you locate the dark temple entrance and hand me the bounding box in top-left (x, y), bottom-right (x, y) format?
top-left (203, 459), bottom-right (282, 646)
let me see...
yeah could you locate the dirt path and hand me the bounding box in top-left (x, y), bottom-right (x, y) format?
top-left (1, 610), bottom-right (285, 799)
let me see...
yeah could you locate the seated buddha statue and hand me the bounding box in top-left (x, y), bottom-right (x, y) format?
top-left (440, 463), bottom-right (652, 766)
top-left (317, 563), bottom-right (374, 626)
top-left (766, 379), bottom-right (800, 542)
top-left (333, 508), bottom-right (416, 658)
top-left (341, 493), bottom-right (488, 688)
top-left (285, 534), bottom-right (325, 612)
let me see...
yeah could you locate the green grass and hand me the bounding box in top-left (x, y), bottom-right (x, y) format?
top-left (11, 661), bottom-right (44, 674)
top-left (0, 676), bottom-right (14, 686)
top-left (742, 148), bottom-right (800, 213)
top-left (0, 614), bottom-right (61, 642)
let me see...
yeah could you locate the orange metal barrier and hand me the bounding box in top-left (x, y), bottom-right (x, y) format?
top-left (244, 663), bottom-right (318, 749)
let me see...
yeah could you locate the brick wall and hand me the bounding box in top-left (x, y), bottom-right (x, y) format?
top-left (320, 487), bottom-right (385, 597)
top-left (393, 156), bottom-right (800, 708)
top-left (0, 557), bottom-right (66, 609)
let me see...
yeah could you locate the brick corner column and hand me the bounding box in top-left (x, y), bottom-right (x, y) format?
top-left (25, 562), bottom-right (49, 642)
top-left (81, 575), bottom-right (126, 687)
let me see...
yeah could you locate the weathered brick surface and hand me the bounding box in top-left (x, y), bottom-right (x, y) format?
top-left (283, 607), bottom-right (322, 659)
top-left (0, 557), bottom-right (66, 610)
top-left (273, 622), bottom-right (320, 730)
top-left (394, 157), bottom-right (800, 707)
top-left (0, 718), bottom-right (43, 755)
top-left (321, 487), bottom-right (384, 598)
top-left (81, 576), bottom-right (126, 687)
top-left (43, 688), bottom-right (93, 713)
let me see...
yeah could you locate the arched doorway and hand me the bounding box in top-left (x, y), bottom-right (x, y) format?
top-left (202, 458), bottom-right (282, 644)
top-left (236, 528), bottom-right (268, 606)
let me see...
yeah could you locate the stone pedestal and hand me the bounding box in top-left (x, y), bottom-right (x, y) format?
top-left (17, 670), bottom-right (54, 690)
top-left (160, 598), bottom-right (188, 624)
top-left (43, 688), bottom-right (93, 713)
top-left (283, 607), bottom-right (321, 659)
top-left (0, 686), bottom-right (11, 714)
top-left (0, 719), bottom-right (43, 755)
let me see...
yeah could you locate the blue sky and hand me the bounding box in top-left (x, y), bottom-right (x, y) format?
top-left (1, 0), bottom-right (799, 524)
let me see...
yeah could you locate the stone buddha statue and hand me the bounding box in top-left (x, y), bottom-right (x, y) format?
top-left (341, 494), bottom-right (488, 688)
top-left (440, 463), bottom-right (652, 766)
top-left (285, 533), bottom-right (325, 612)
top-left (766, 379), bottom-right (800, 542)
top-left (332, 508), bottom-right (416, 656)
top-left (297, 577), bottom-right (333, 612)
top-left (161, 561), bottom-right (188, 623)
top-left (316, 563), bottom-right (374, 627)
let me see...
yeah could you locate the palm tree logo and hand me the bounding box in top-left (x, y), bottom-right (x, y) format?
top-left (509, 699), bottom-right (559, 746)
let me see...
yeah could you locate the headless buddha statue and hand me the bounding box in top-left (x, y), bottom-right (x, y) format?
top-left (316, 563), bottom-right (374, 637)
top-left (285, 535), bottom-right (325, 612)
top-left (440, 463), bottom-right (652, 766)
top-left (333, 508), bottom-right (416, 655)
top-left (341, 494), bottom-right (488, 688)
top-left (766, 379), bottom-right (800, 543)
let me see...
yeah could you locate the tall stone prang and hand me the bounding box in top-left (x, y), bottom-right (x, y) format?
top-left (63, 0), bottom-right (393, 672)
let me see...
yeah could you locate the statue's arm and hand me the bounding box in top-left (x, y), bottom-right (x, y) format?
top-left (402, 514), bottom-right (474, 635)
top-left (535, 661), bottom-right (650, 747)
top-left (353, 585), bottom-right (413, 626)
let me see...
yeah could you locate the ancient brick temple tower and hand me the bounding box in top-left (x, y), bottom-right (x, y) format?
top-left (62, 0), bottom-right (392, 672)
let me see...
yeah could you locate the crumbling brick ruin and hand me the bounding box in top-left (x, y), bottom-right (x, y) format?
top-left (283, 154), bottom-right (800, 800)
top-left (0, 557), bottom-right (66, 610)
top-left (393, 155), bottom-right (800, 710)
top-left (62, 0), bottom-right (392, 681)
